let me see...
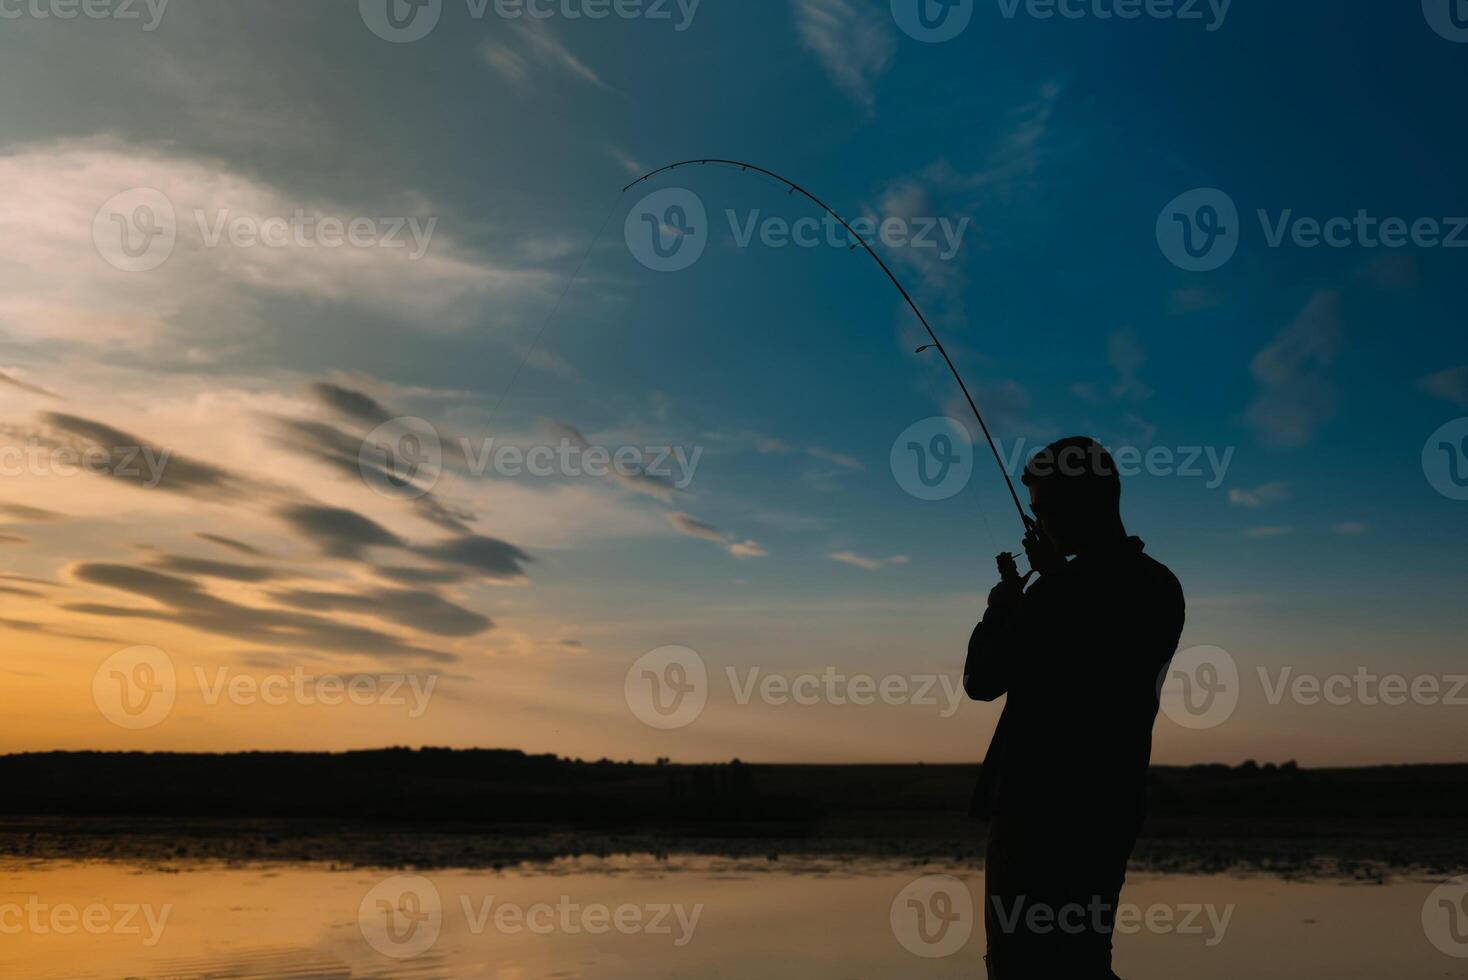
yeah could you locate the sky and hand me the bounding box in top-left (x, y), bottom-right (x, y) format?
top-left (0, 0), bottom-right (1465, 766)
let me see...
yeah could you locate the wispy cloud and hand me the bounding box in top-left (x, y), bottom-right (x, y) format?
top-left (793, 0), bottom-right (896, 108)
top-left (806, 447), bottom-right (865, 471)
top-left (0, 141), bottom-right (541, 349)
top-left (0, 503), bottom-right (67, 523)
top-left (727, 539), bottom-right (769, 559)
top-left (1072, 328), bottom-right (1153, 404)
top-left (828, 551), bottom-right (909, 571)
top-left (1228, 481), bottom-right (1290, 508)
top-left (925, 82), bottom-right (1061, 193)
top-left (196, 533), bottom-right (264, 556)
top-left (1331, 521), bottom-right (1369, 535)
top-left (482, 20), bottom-right (610, 91)
top-left (666, 511), bottom-right (728, 543)
top-left (1243, 290), bottom-right (1343, 448)
top-left (667, 512), bottom-right (768, 559)
top-left (1418, 365), bottom-right (1468, 408)
top-left (548, 421), bottom-right (678, 502)
top-left (607, 146), bottom-right (645, 177)
top-left (0, 370), bottom-right (61, 400)
top-left (1243, 526), bottom-right (1295, 538)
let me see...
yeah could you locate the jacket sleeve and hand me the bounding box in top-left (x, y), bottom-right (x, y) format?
top-left (963, 599), bottom-right (1025, 702)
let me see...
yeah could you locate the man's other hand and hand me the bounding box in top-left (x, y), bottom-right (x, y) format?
top-left (987, 573), bottom-right (1030, 612)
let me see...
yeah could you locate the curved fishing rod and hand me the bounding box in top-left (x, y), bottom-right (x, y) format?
top-left (624, 158), bottom-right (1033, 533)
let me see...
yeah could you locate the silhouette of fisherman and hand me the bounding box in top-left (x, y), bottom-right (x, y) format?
top-left (965, 437), bottom-right (1185, 979)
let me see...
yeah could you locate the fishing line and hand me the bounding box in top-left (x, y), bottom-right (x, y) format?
top-left (488, 192), bottom-right (624, 426)
top-left (624, 158), bottom-right (1034, 538)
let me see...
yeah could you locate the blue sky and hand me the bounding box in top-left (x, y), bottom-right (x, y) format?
top-left (0, 0), bottom-right (1465, 764)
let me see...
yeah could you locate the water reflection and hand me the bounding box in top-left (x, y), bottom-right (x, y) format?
top-left (0, 857), bottom-right (1457, 979)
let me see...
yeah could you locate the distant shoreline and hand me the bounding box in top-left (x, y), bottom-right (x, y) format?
top-left (0, 817), bottom-right (1456, 880)
top-left (4, 751), bottom-right (1464, 878)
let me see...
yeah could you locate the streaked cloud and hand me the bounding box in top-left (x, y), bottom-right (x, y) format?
top-left (1228, 482), bottom-right (1289, 508)
top-left (0, 370), bottom-right (60, 399)
top-left (1243, 290), bottom-right (1343, 448)
top-left (828, 551), bottom-right (909, 571)
top-left (1418, 365), bottom-right (1468, 408)
top-left (482, 20), bottom-right (610, 91)
top-left (0, 141), bottom-right (545, 348)
top-left (666, 511), bottom-right (768, 560)
top-left (794, 0), bottom-right (895, 108)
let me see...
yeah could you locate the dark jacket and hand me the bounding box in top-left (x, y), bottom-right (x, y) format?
top-left (965, 537), bottom-right (1185, 831)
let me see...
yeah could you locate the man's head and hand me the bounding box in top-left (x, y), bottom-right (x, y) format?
top-left (1021, 437), bottom-right (1123, 555)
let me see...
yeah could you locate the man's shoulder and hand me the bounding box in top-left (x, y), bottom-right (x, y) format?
top-left (1131, 549), bottom-right (1185, 608)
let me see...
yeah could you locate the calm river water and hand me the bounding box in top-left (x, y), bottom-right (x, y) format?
top-left (2, 857), bottom-right (1463, 978)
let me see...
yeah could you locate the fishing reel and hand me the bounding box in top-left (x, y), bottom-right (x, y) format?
top-left (996, 551), bottom-right (1024, 588)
